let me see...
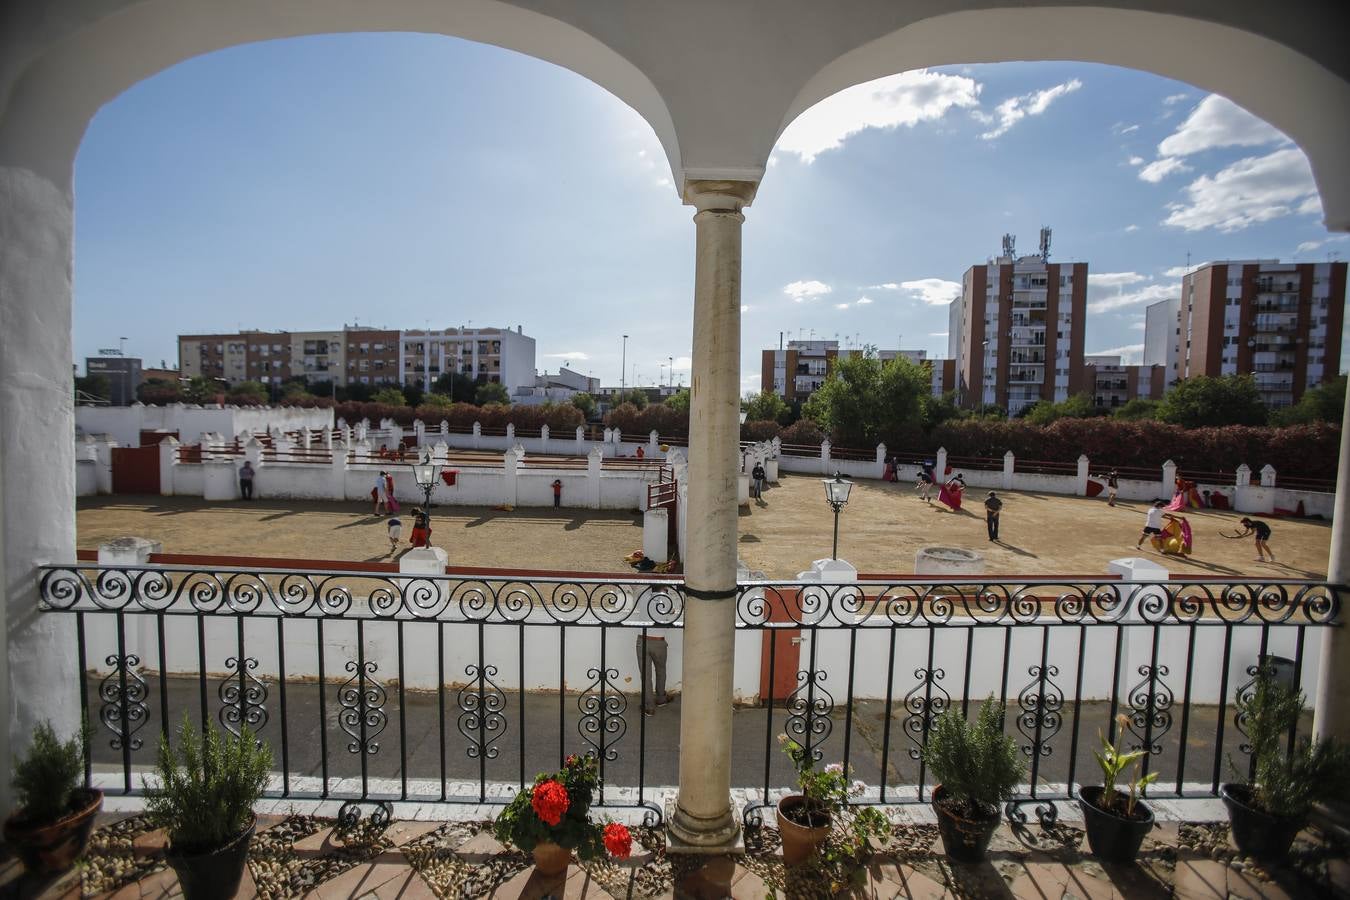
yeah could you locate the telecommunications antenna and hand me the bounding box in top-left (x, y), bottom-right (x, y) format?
top-left (1039, 226), bottom-right (1052, 262)
top-left (1002, 233), bottom-right (1016, 258)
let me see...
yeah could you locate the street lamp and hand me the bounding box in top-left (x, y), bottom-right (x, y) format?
top-left (412, 451), bottom-right (441, 522)
top-left (821, 472), bottom-right (853, 560)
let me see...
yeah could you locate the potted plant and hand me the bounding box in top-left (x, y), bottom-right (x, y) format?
top-left (775, 734), bottom-right (889, 868)
top-left (3, 720), bottom-right (102, 875)
top-left (922, 698), bottom-right (1024, 863)
top-left (1078, 716), bottom-right (1158, 862)
top-left (144, 716), bottom-right (271, 900)
top-left (493, 753), bottom-right (633, 876)
top-left (1221, 669), bottom-right (1350, 861)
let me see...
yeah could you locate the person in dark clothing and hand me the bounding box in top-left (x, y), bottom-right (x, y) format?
top-left (552, 479), bottom-right (563, 508)
top-left (984, 491), bottom-right (1002, 541)
top-left (238, 461), bottom-right (255, 500)
top-left (1237, 517), bottom-right (1274, 562)
top-left (1105, 469), bottom-right (1119, 506)
top-left (751, 462), bottom-right (767, 499)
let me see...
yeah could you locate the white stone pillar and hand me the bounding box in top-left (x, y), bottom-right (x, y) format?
top-left (820, 439), bottom-right (832, 475)
top-left (1003, 451), bottom-right (1016, 490)
top-left (649, 430), bottom-right (660, 456)
top-left (586, 446), bottom-right (604, 509)
top-left (1314, 381), bottom-right (1350, 741)
top-left (472, 421), bottom-right (482, 449)
top-left (875, 442), bottom-right (887, 479)
top-left (1161, 459), bottom-right (1177, 500)
top-left (433, 441), bottom-right (450, 465)
top-left (642, 508), bottom-right (670, 564)
top-left (505, 423), bottom-right (515, 445)
top-left (670, 179), bottom-right (756, 852)
top-left (330, 441), bottom-right (349, 500)
top-left (935, 447), bottom-right (948, 481)
top-left (0, 163), bottom-right (81, 811)
top-left (159, 436), bottom-right (179, 496)
top-left (1076, 454), bottom-right (1090, 496)
top-left (575, 425), bottom-right (585, 453)
top-left (502, 449), bottom-right (519, 507)
top-left (93, 438), bottom-right (117, 494)
top-left (1235, 464), bottom-right (1252, 488)
top-left (540, 424), bottom-right (550, 454)
top-left (1259, 464), bottom-right (1276, 488)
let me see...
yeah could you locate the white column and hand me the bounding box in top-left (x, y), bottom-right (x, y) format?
top-left (0, 163), bottom-right (80, 811)
top-left (669, 179), bottom-right (756, 852)
top-left (820, 439), bottom-right (832, 475)
top-left (1076, 454), bottom-right (1090, 496)
top-left (1314, 382), bottom-right (1350, 741)
top-left (1002, 451), bottom-right (1016, 490)
top-left (587, 446), bottom-right (603, 509)
top-left (159, 436), bottom-right (179, 496)
top-left (1161, 459), bottom-right (1177, 499)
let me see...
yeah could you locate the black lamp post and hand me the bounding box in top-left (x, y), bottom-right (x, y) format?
top-left (821, 471), bottom-right (853, 559)
top-left (412, 451), bottom-right (441, 522)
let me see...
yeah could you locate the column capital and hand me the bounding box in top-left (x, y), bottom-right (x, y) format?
top-left (682, 179), bottom-right (757, 212)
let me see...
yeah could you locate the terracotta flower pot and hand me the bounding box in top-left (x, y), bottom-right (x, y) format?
top-left (931, 785), bottom-right (1000, 863)
top-left (2, 789), bottom-right (104, 875)
top-left (777, 794), bottom-right (831, 865)
top-left (531, 840), bottom-right (573, 876)
top-left (165, 814), bottom-right (257, 900)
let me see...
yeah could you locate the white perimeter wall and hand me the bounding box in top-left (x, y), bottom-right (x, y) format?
top-left (76, 404), bottom-right (334, 447)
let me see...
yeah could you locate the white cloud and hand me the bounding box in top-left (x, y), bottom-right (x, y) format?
top-left (980, 78), bottom-right (1082, 140)
top-left (1124, 224), bottom-right (1140, 233)
top-left (868, 283), bottom-right (901, 290)
top-left (783, 279), bottom-right (833, 301)
top-left (1128, 156), bottom-right (1145, 166)
top-left (1162, 266), bottom-right (1192, 278)
top-left (1139, 157), bottom-right (1191, 183)
top-left (929, 331), bottom-right (949, 337)
top-left (740, 304), bottom-right (750, 313)
top-left (1298, 194), bottom-right (1323, 217)
top-left (672, 356), bottom-right (692, 370)
top-left (1157, 94), bottom-right (1287, 158)
top-left (855, 297), bottom-right (873, 305)
top-left (1087, 275), bottom-right (1172, 313)
top-left (899, 278), bottom-right (962, 306)
top-left (1129, 321), bottom-right (1146, 330)
top-left (543, 351), bottom-right (590, 360)
top-left (776, 69), bottom-right (981, 162)
top-left (1163, 148), bottom-right (1321, 232)
top-left (1162, 93), bottom-right (1190, 106)
top-left (1113, 122), bottom-right (1140, 135)
top-left (1295, 235), bottom-right (1349, 254)
top-left (834, 303), bottom-right (851, 310)
top-left (1090, 343), bottom-right (1146, 363)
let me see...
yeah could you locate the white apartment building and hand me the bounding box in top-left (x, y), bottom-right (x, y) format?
top-left (398, 326), bottom-right (536, 395)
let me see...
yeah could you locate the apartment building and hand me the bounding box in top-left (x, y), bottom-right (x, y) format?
top-left (1083, 355), bottom-right (1166, 409)
top-left (398, 326), bottom-right (536, 394)
top-left (179, 333), bottom-right (248, 383)
top-left (761, 340), bottom-right (839, 404)
top-left (1170, 261), bottom-right (1346, 407)
top-left (344, 327), bottom-right (402, 387)
top-left (1143, 297), bottom-right (1180, 371)
top-left (952, 233), bottom-right (1088, 416)
top-left (289, 331), bottom-right (344, 385)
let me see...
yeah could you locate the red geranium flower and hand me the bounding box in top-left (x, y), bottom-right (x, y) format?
top-left (531, 779), bottom-right (570, 826)
top-left (603, 822), bottom-right (632, 859)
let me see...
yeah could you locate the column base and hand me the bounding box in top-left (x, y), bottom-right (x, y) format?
top-left (666, 799), bottom-right (744, 855)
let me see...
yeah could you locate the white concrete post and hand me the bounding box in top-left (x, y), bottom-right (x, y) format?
top-left (875, 442), bottom-right (887, 479)
top-left (245, 438), bottom-right (264, 468)
top-left (1076, 454), bottom-right (1090, 496)
top-left (439, 420), bottom-right (449, 439)
top-left (1108, 556), bottom-right (1170, 707)
top-left (575, 426), bottom-right (585, 453)
top-left (159, 436), bottom-right (179, 496)
top-left (322, 427), bottom-right (333, 450)
top-left (765, 456), bottom-right (780, 483)
top-left (820, 439), bottom-right (832, 475)
top-left (1314, 382), bottom-right (1350, 742)
top-left (1235, 464), bottom-right (1252, 487)
top-left (587, 446), bottom-right (604, 509)
top-left (505, 422), bottom-right (515, 445)
top-left (202, 459), bottom-right (239, 501)
top-left (935, 447), bottom-right (948, 481)
top-left (472, 421), bottom-right (482, 449)
top-left (1161, 459), bottom-right (1177, 500)
top-left (274, 433), bottom-right (293, 460)
top-left (669, 179), bottom-right (756, 852)
top-left (649, 430), bottom-right (659, 456)
top-left (540, 424), bottom-right (550, 454)
top-left (1259, 464), bottom-right (1276, 488)
top-left (643, 508), bottom-right (670, 563)
top-left (388, 423), bottom-right (403, 449)
top-left (1004, 451), bottom-right (1016, 490)
top-left (0, 164), bottom-right (81, 809)
top-left (330, 441), bottom-right (348, 500)
top-left (433, 441), bottom-right (449, 464)
top-left (502, 449), bottom-right (519, 507)
top-left (93, 438), bottom-right (117, 494)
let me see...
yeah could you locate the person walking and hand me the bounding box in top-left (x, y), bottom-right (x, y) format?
top-left (1135, 500), bottom-right (1167, 550)
top-left (632, 587), bottom-right (673, 716)
top-left (916, 460), bottom-right (935, 503)
top-left (1105, 469), bottom-right (1119, 507)
top-left (373, 471), bottom-right (389, 516)
top-left (751, 461), bottom-right (767, 500)
top-left (238, 460), bottom-right (255, 501)
top-left (410, 507), bottom-right (432, 548)
top-left (552, 478), bottom-right (563, 509)
top-left (984, 491), bottom-right (1002, 541)
top-left (386, 514), bottom-right (403, 554)
top-left (1236, 517), bottom-right (1275, 562)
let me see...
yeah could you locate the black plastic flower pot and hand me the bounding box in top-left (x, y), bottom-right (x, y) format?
top-left (932, 785), bottom-right (1001, 863)
top-left (1220, 783), bottom-right (1304, 862)
top-left (1077, 785), bottom-right (1154, 863)
top-left (165, 814), bottom-right (257, 900)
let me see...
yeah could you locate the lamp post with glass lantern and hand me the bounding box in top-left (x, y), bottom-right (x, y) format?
top-left (822, 472), bottom-right (853, 559)
top-left (412, 451), bottom-right (441, 524)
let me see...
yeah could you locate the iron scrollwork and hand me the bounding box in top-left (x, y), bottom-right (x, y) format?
top-left (457, 664), bottom-right (508, 760)
top-left (578, 666), bottom-right (627, 761)
top-left (1015, 664), bottom-right (1064, 758)
top-left (903, 667), bottom-right (950, 760)
top-left (218, 656), bottom-right (268, 740)
top-left (100, 654), bottom-right (149, 751)
top-left (338, 660), bottom-right (388, 756)
top-left (784, 669), bottom-right (834, 762)
top-left (1125, 664), bottom-right (1173, 755)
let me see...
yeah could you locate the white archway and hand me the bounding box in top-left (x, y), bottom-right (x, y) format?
top-left (778, 7), bottom-right (1350, 230)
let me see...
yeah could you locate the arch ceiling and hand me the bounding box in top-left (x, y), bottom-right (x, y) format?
top-left (2, 0), bottom-right (1347, 227)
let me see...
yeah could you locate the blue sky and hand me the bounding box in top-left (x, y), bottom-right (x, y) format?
top-left (74, 33), bottom-right (1348, 391)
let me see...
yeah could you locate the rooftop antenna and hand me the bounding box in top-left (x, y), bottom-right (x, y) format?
top-left (1002, 233), bottom-right (1016, 259)
top-left (1039, 226), bottom-right (1052, 262)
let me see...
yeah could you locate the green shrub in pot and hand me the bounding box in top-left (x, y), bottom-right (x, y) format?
top-left (922, 698), bottom-right (1024, 862)
top-left (4, 720), bottom-right (103, 874)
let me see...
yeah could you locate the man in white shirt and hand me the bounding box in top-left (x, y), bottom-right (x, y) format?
top-left (1136, 500), bottom-right (1167, 549)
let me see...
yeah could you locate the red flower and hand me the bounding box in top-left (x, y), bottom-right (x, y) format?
top-left (565, 754), bottom-right (579, 767)
top-left (531, 779), bottom-right (570, 826)
top-left (603, 823), bottom-right (632, 859)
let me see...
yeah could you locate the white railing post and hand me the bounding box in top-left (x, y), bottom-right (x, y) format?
top-left (1259, 464), bottom-right (1276, 487)
top-left (1004, 451), bottom-right (1016, 490)
top-left (821, 439), bottom-right (832, 475)
top-left (330, 440), bottom-right (348, 500)
top-left (472, 421), bottom-right (482, 450)
top-left (540, 424), bottom-right (550, 454)
top-left (875, 442), bottom-right (887, 480)
top-left (502, 448), bottom-right (519, 507)
top-left (1161, 459), bottom-right (1177, 500)
top-left (1076, 454), bottom-right (1089, 496)
top-left (935, 446), bottom-right (948, 481)
top-left (587, 446), bottom-right (603, 509)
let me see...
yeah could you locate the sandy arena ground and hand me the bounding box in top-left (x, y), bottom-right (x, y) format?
top-left (77, 473), bottom-right (1332, 579)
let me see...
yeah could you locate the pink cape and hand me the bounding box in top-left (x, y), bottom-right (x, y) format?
top-left (938, 483), bottom-right (963, 511)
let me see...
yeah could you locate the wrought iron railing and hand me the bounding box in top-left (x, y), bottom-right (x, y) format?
top-left (36, 566), bottom-right (1342, 831)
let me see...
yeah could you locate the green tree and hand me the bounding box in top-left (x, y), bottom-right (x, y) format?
top-left (419, 392), bottom-right (454, 409)
top-left (281, 380), bottom-right (311, 399)
top-left (372, 387), bottom-right (408, 405)
top-left (474, 382), bottom-right (511, 406)
top-left (742, 390), bottom-right (789, 424)
top-left (920, 390), bottom-right (967, 431)
top-left (664, 388), bottom-right (691, 416)
top-left (137, 377), bottom-right (182, 404)
top-left (432, 371), bottom-right (477, 403)
top-left (401, 383), bottom-right (425, 407)
top-left (618, 388), bottom-right (648, 409)
top-left (1022, 393), bottom-right (1098, 425)
top-left (1156, 374), bottom-right (1268, 427)
top-left (74, 373), bottom-right (111, 402)
top-left (801, 349), bottom-right (928, 447)
top-left (182, 376), bottom-right (219, 404)
top-left (1270, 375), bottom-right (1346, 426)
top-left (227, 381), bottom-right (268, 404)
top-left (571, 392), bottom-right (597, 418)
top-left (339, 381), bottom-right (374, 402)
top-left (1112, 397), bottom-right (1160, 420)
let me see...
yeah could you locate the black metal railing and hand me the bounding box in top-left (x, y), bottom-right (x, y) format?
top-left (39, 564), bottom-right (684, 825)
top-left (36, 566), bottom-right (1342, 831)
top-left (734, 578), bottom-right (1340, 829)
